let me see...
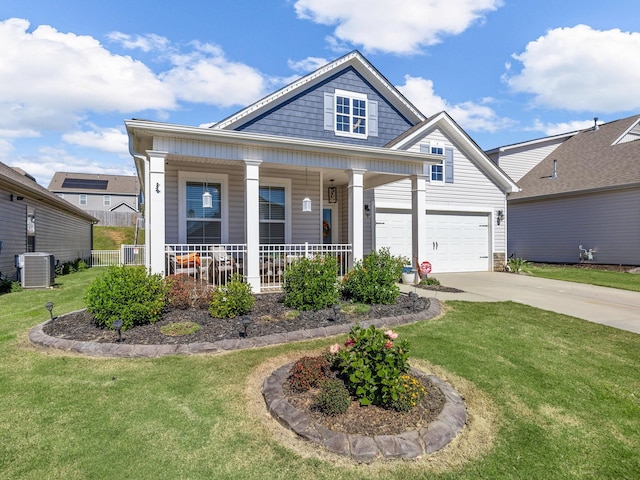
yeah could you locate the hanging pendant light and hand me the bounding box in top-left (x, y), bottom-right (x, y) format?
top-left (202, 182), bottom-right (212, 208)
top-left (302, 167), bottom-right (311, 212)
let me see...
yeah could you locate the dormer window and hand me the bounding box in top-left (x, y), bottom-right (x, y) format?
top-left (324, 89), bottom-right (378, 139)
top-left (335, 90), bottom-right (367, 138)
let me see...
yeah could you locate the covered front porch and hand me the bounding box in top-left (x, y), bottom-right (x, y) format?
top-left (126, 120), bottom-right (440, 293)
top-left (165, 242), bottom-right (351, 291)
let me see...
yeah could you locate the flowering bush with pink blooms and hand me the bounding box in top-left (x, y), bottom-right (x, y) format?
top-left (331, 324), bottom-right (410, 407)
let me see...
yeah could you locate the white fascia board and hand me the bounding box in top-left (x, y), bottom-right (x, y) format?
top-left (487, 131), bottom-right (577, 154)
top-left (388, 112), bottom-right (520, 193)
top-left (213, 51), bottom-right (425, 130)
top-left (125, 119), bottom-right (442, 166)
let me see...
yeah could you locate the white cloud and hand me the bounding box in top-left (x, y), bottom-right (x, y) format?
top-left (505, 25), bottom-right (640, 113)
top-left (288, 56), bottom-right (329, 73)
top-left (107, 32), bottom-right (170, 52)
top-left (161, 43), bottom-right (270, 107)
top-left (0, 18), bottom-right (176, 133)
top-left (10, 147), bottom-right (135, 187)
top-left (398, 75), bottom-right (513, 132)
top-left (293, 0), bottom-right (503, 54)
top-left (62, 125), bottom-right (129, 155)
top-left (528, 118), bottom-right (597, 136)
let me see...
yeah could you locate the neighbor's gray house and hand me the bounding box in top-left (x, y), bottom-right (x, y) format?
top-left (48, 172), bottom-right (141, 213)
top-left (125, 51), bottom-right (518, 292)
top-left (489, 115), bottom-right (640, 265)
top-left (0, 162), bottom-right (96, 279)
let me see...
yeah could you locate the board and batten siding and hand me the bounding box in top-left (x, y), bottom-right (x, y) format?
top-left (235, 67), bottom-right (413, 148)
top-left (508, 188), bottom-right (640, 265)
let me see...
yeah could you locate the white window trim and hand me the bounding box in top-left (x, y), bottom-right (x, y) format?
top-left (103, 195), bottom-right (111, 206)
top-left (430, 164), bottom-right (444, 185)
top-left (334, 89), bottom-right (368, 139)
top-left (178, 171), bottom-right (229, 244)
top-left (79, 194), bottom-right (87, 206)
top-left (259, 177), bottom-right (291, 244)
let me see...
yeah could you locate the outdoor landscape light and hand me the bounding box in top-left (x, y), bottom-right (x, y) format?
top-left (112, 319), bottom-right (124, 343)
top-left (332, 304), bottom-right (341, 321)
top-left (241, 316), bottom-right (252, 337)
top-left (45, 302), bottom-right (54, 321)
top-left (408, 291), bottom-right (419, 311)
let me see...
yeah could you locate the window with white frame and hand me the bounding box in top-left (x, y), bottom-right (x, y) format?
top-left (103, 195), bottom-right (111, 206)
top-left (79, 194), bottom-right (87, 206)
top-left (259, 185), bottom-right (286, 244)
top-left (335, 89), bottom-right (367, 138)
top-left (430, 164), bottom-right (444, 183)
top-left (178, 172), bottom-right (228, 245)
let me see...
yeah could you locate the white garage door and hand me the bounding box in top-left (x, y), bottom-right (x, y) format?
top-left (375, 211), bottom-right (413, 261)
top-left (426, 212), bottom-right (489, 273)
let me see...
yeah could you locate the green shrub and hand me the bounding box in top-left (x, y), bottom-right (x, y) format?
top-left (388, 374), bottom-right (428, 412)
top-left (208, 274), bottom-right (254, 318)
top-left (0, 273), bottom-right (11, 294)
top-left (316, 378), bottom-right (351, 416)
top-left (333, 324), bottom-right (410, 407)
top-left (84, 265), bottom-right (167, 330)
top-left (341, 248), bottom-right (404, 304)
top-left (283, 255), bottom-right (339, 311)
top-left (508, 257), bottom-right (531, 274)
top-left (419, 276), bottom-right (440, 286)
top-left (287, 356), bottom-right (331, 392)
top-left (166, 274), bottom-right (211, 309)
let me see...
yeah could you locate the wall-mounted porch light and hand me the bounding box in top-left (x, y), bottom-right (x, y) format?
top-left (496, 210), bottom-right (505, 225)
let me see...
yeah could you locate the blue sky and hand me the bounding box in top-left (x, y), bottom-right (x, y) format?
top-left (1, 0), bottom-right (640, 186)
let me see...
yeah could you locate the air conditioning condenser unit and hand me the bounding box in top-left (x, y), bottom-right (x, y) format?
top-left (21, 253), bottom-right (55, 288)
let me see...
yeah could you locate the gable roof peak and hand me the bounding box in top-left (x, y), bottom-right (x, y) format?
top-left (212, 51), bottom-right (425, 131)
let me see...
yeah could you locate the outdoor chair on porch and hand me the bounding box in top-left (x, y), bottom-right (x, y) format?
top-left (166, 247), bottom-right (200, 279)
top-left (208, 246), bottom-right (236, 284)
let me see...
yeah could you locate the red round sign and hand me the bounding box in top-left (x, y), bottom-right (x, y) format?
top-left (420, 261), bottom-right (432, 275)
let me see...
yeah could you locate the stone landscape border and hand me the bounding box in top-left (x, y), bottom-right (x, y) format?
top-left (263, 362), bottom-right (467, 461)
top-left (28, 300), bottom-right (441, 358)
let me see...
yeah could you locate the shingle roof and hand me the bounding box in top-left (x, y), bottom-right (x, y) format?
top-left (48, 172), bottom-right (140, 195)
top-left (509, 114), bottom-right (640, 201)
top-left (0, 162), bottom-right (97, 222)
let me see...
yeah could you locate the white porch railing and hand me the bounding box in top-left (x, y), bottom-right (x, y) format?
top-left (163, 243), bottom-right (352, 291)
top-left (165, 244), bottom-right (246, 286)
top-left (87, 245), bottom-right (146, 267)
top-left (259, 243), bottom-right (352, 291)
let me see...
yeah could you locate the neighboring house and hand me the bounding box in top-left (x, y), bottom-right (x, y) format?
top-left (0, 162), bottom-right (96, 279)
top-left (498, 115), bottom-right (640, 265)
top-left (125, 51), bottom-right (518, 292)
top-left (48, 172), bottom-right (141, 213)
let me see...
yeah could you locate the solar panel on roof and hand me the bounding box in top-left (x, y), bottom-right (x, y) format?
top-left (61, 178), bottom-right (109, 190)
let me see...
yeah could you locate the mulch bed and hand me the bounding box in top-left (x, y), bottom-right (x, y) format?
top-left (43, 292), bottom-right (431, 345)
top-left (43, 292), bottom-right (446, 438)
top-left (284, 375), bottom-right (446, 436)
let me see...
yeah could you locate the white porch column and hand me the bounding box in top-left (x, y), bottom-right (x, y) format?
top-left (411, 174), bottom-right (427, 270)
top-left (244, 160), bottom-right (262, 292)
top-left (348, 168), bottom-right (366, 267)
top-left (147, 151), bottom-right (167, 275)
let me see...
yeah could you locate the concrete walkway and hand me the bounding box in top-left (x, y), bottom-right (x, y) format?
top-left (400, 272), bottom-right (640, 335)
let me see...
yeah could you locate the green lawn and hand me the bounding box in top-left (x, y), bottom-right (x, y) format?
top-left (530, 264), bottom-right (640, 292)
top-left (0, 269), bottom-right (638, 479)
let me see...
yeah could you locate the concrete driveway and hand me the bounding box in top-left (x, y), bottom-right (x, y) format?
top-left (400, 272), bottom-right (640, 334)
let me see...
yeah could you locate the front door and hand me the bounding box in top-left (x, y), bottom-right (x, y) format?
top-left (322, 208), bottom-right (333, 244)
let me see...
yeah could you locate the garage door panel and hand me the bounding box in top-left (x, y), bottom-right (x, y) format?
top-left (376, 211), bottom-right (490, 273)
top-left (426, 213), bottom-right (489, 273)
